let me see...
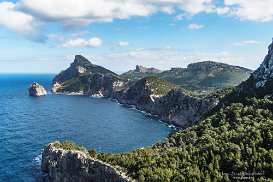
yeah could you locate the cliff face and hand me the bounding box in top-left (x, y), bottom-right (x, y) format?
top-left (158, 90), bottom-right (217, 127)
top-left (117, 77), bottom-right (218, 127)
top-left (53, 55), bottom-right (117, 84)
top-left (52, 55), bottom-right (123, 96)
top-left (52, 55), bottom-right (219, 127)
top-left (219, 43), bottom-right (273, 105)
top-left (42, 142), bottom-right (132, 182)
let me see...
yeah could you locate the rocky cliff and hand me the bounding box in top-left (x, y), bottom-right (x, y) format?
top-left (219, 42), bottom-right (273, 105)
top-left (52, 55), bottom-right (220, 127)
top-left (28, 82), bottom-right (47, 96)
top-left (118, 77), bottom-right (218, 127)
top-left (42, 142), bottom-right (133, 182)
top-left (121, 65), bottom-right (162, 81)
top-left (52, 55), bottom-right (124, 96)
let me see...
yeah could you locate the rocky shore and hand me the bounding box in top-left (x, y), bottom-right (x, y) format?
top-left (51, 55), bottom-right (219, 127)
top-left (42, 142), bottom-right (133, 182)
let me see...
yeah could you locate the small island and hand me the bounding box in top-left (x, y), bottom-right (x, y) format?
top-left (28, 82), bottom-right (47, 97)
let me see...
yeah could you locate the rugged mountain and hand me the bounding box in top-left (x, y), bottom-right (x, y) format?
top-left (121, 65), bottom-right (163, 80)
top-left (53, 55), bottom-right (117, 84)
top-left (159, 61), bottom-right (252, 91)
top-left (52, 55), bottom-right (124, 96)
top-left (118, 76), bottom-right (218, 127)
top-left (52, 56), bottom-right (219, 127)
top-left (220, 42), bottom-right (273, 106)
top-left (43, 40), bottom-right (273, 182)
top-left (121, 61), bottom-right (252, 91)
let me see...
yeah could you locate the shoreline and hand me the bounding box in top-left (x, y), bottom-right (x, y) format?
top-left (51, 91), bottom-right (181, 130)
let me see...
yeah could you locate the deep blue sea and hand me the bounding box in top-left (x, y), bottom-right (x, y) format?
top-left (0, 74), bottom-right (171, 182)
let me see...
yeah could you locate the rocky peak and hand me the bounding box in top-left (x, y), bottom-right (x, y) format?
top-left (135, 65), bottom-right (162, 73)
top-left (188, 61), bottom-right (224, 70)
top-left (28, 82), bottom-right (47, 96)
top-left (252, 43), bottom-right (273, 88)
top-left (72, 55), bottom-right (94, 68)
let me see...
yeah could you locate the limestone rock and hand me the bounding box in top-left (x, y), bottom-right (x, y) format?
top-left (42, 142), bottom-right (133, 182)
top-left (51, 82), bottom-right (62, 93)
top-left (28, 82), bottom-right (47, 96)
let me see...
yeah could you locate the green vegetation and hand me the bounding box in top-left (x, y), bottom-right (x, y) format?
top-left (53, 141), bottom-right (86, 152)
top-left (121, 72), bottom-right (158, 81)
top-left (144, 76), bottom-right (180, 95)
top-left (58, 77), bottom-right (88, 92)
top-left (121, 61), bottom-right (252, 92)
top-left (93, 98), bottom-right (273, 181)
top-left (159, 63), bottom-right (252, 92)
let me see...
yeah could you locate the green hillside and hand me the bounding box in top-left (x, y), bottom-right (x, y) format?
top-left (94, 98), bottom-right (273, 181)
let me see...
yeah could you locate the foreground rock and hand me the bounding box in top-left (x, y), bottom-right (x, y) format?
top-left (42, 142), bottom-right (132, 182)
top-left (28, 82), bottom-right (47, 96)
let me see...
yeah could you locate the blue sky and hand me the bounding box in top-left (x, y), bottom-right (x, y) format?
top-left (0, 0), bottom-right (273, 73)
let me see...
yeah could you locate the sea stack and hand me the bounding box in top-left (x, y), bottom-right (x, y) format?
top-left (28, 82), bottom-right (47, 96)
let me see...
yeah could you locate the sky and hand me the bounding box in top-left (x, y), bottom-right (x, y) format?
top-left (0, 0), bottom-right (273, 73)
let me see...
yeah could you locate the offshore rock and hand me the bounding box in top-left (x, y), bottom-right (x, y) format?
top-left (42, 142), bottom-right (132, 182)
top-left (28, 82), bottom-right (47, 96)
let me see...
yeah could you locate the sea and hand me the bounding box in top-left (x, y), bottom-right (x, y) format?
top-left (0, 74), bottom-right (171, 182)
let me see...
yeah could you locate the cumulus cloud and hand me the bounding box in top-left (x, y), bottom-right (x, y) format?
top-left (232, 40), bottom-right (263, 46)
top-left (187, 23), bottom-right (204, 30)
top-left (224, 0), bottom-right (273, 22)
top-left (60, 37), bottom-right (102, 48)
top-left (0, 2), bottom-right (43, 41)
top-left (1, 0), bottom-right (273, 40)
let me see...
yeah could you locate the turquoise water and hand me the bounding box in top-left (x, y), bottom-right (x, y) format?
top-left (0, 74), bottom-right (171, 181)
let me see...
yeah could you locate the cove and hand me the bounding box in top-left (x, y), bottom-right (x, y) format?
top-left (0, 74), bottom-right (171, 182)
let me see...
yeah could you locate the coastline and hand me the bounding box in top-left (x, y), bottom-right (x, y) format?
top-left (51, 90), bottom-right (181, 130)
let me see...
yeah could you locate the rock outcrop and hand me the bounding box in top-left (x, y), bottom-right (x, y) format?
top-left (219, 42), bottom-right (273, 106)
top-left (53, 55), bottom-right (117, 84)
top-left (28, 82), bottom-right (47, 96)
top-left (42, 142), bottom-right (132, 182)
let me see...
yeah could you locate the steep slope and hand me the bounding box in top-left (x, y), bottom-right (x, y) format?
top-left (43, 40), bottom-right (273, 182)
top-left (52, 56), bottom-right (219, 127)
top-left (97, 98), bottom-right (273, 181)
top-left (118, 76), bottom-right (218, 127)
top-left (53, 55), bottom-right (117, 84)
top-left (46, 98), bottom-right (273, 181)
top-left (220, 42), bottom-right (273, 106)
top-left (159, 61), bottom-right (252, 91)
top-left (52, 55), bottom-right (125, 96)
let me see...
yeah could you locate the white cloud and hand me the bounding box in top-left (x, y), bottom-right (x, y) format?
top-left (116, 41), bottom-right (129, 46)
top-left (60, 37), bottom-right (102, 48)
top-left (17, 0), bottom-right (218, 26)
top-left (232, 40), bottom-right (263, 46)
top-left (0, 2), bottom-right (42, 41)
top-left (224, 0), bottom-right (273, 22)
top-left (1, 0), bottom-right (273, 40)
top-left (187, 23), bottom-right (204, 30)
